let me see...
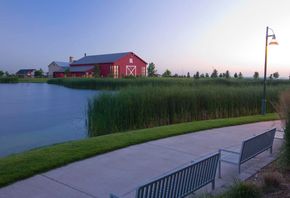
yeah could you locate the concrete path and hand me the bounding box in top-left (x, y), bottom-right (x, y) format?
top-left (0, 121), bottom-right (284, 198)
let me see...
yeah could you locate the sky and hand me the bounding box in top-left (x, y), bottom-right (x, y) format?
top-left (0, 0), bottom-right (290, 77)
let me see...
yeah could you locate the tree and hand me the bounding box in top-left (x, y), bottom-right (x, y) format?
top-left (211, 69), bottom-right (218, 78)
top-left (273, 72), bottom-right (279, 79)
top-left (162, 69), bottom-right (171, 77)
top-left (187, 72), bottom-right (190, 78)
top-left (5, 71), bottom-right (9, 77)
top-left (238, 72), bottom-right (243, 79)
top-left (173, 73), bottom-right (178, 77)
top-left (34, 69), bottom-right (44, 77)
top-left (269, 74), bottom-right (273, 79)
top-left (200, 73), bottom-right (205, 78)
top-left (193, 71), bottom-right (200, 79)
top-left (234, 72), bottom-right (238, 78)
top-left (147, 62), bottom-right (157, 77)
top-left (94, 65), bottom-right (100, 77)
top-left (225, 70), bottom-right (230, 78)
top-left (64, 68), bottom-right (69, 77)
top-left (219, 73), bottom-right (223, 78)
top-left (205, 73), bottom-right (209, 78)
top-left (253, 72), bottom-right (259, 79)
top-left (0, 70), bottom-right (4, 77)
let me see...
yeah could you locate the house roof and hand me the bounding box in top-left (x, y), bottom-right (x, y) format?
top-left (69, 66), bottom-right (95, 72)
top-left (71, 52), bottom-right (130, 65)
top-left (16, 69), bottom-right (35, 75)
top-left (54, 61), bottom-right (70, 67)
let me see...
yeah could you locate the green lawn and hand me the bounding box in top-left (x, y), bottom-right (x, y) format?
top-left (0, 113), bottom-right (279, 187)
top-left (18, 78), bottom-right (48, 83)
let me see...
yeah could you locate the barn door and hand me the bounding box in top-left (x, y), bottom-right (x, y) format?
top-left (126, 66), bottom-right (136, 76)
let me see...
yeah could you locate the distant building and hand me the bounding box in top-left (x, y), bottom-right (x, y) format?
top-left (50, 52), bottom-right (147, 78)
top-left (48, 61), bottom-right (69, 78)
top-left (16, 69), bottom-right (36, 78)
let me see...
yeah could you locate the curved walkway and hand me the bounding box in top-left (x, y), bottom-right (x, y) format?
top-left (0, 120), bottom-right (284, 198)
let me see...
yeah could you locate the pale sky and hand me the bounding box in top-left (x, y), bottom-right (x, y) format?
top-left (0, 0), bottom-right (290, 77)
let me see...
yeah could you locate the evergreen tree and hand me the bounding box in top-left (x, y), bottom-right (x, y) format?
top-left (187, 72), bottom-right (190, 78)
top-left (194, 71), bottom-right (200, 79)
top-left (211, 69), bottom-right (218, 78)
top-left (225, 70), bottom-right (230, 78)
top-left (205, 73), bottom-right (209, 78)
top-left (238, 72), bottom-right (243, 79)
top-left (234, 72), bottom-right (238, 78)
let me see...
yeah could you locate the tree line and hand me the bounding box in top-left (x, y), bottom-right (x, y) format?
top-left (147, 62), bottom-right (281, 79)
top-left (0, 69), bottom-right (44, 77)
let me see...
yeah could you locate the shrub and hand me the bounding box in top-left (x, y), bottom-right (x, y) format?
top-left (277, 90), bottom-right (290, 167)
top-left (221, 182), bottom-right (262, 198)
top-left (262, 171), bottom-right (283, 192)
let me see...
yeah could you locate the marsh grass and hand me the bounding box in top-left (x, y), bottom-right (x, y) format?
top-left (88, 85), bottom-right (285, 136)
top-left (48, 78), bottom-right (290, 90)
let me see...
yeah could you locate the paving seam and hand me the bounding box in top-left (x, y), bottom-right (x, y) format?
top-left (40, 174), bottom-right (99, 198)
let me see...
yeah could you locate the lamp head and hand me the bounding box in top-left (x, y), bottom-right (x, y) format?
top-left (269, 34), bottom-right (279, 45)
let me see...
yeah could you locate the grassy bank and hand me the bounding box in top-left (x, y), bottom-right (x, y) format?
top-left (0, 77), bottom-right (18, 83)
top-left (18, 78), bottom-right (48, 83)
top-left (48, 78), bottom-right (290, 90)
top-left (0, 113), bottom-right (279, 187)
top-left (88, 85), bottom-right (285, 136)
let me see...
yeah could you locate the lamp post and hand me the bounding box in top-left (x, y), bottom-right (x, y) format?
top-left (261, 26), bottom-right (278, 115)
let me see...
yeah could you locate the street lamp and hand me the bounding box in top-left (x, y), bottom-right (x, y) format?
top-left (261, 26), bottom-right (278, 115)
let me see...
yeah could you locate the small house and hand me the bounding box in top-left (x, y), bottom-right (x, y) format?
top-left (48, 61), bottom-right (70, 78)
top-left (16, 69), bottom-right (36, 78)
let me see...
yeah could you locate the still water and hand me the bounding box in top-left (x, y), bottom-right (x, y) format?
top-left (0, 83), bottom-right (99, 157)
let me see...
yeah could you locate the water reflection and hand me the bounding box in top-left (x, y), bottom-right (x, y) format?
top-left (0, 83), bottom-right (99, 157)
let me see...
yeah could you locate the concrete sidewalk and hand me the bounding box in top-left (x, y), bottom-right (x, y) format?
top-left (0, 121), bottom-right (284, 198)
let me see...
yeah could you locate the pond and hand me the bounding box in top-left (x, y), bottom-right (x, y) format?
top-left (0, 83), bottom-right (99, 157)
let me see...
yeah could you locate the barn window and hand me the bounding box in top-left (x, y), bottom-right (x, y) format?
top-left (111, 65), bottom-right (119, 78)
top-left (129, 58), bottom-right (133, 64)
top-left (141, 67), bottom-right (146, 76)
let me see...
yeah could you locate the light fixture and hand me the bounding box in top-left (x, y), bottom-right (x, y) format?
top-left (261, 26), bottom-right (278, 115)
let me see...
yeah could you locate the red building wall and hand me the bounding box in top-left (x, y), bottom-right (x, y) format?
top-left (68, 52), bottom-right (147, 78)
top-left (99, 63), bottom-right (112, 77)
top-left (114, 52), bottom-right (147, 77)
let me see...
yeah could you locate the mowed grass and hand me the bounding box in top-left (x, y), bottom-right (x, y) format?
top-left (0, 113), bottom-right (279, 187)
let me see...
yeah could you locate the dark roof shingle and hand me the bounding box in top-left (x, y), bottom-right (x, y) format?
top-left (71, 52), bottom-right (130, 65)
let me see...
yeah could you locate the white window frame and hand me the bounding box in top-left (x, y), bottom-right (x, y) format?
top-left (129, 58), bottom-right (133, 64)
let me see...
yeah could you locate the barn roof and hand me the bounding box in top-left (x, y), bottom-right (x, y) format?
top-left (69, 66), bottom-right (95, 72)
top-left (71, 52), bottom-right (130, 65)
top-left (54, 62), bottom-right (70, 67)
top-left (16, 69), bottom-right (36, 75)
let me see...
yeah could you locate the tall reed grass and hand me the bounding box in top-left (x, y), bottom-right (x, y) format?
top-left (0, 77), bottom-right (18, 83)
top-left (87, 85), bottom-right (285, 136)
top-left (48, 78), bottom-right (290, 90)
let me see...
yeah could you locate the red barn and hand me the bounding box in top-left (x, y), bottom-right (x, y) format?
top-left (69, 52), bottom-right (147, 78)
